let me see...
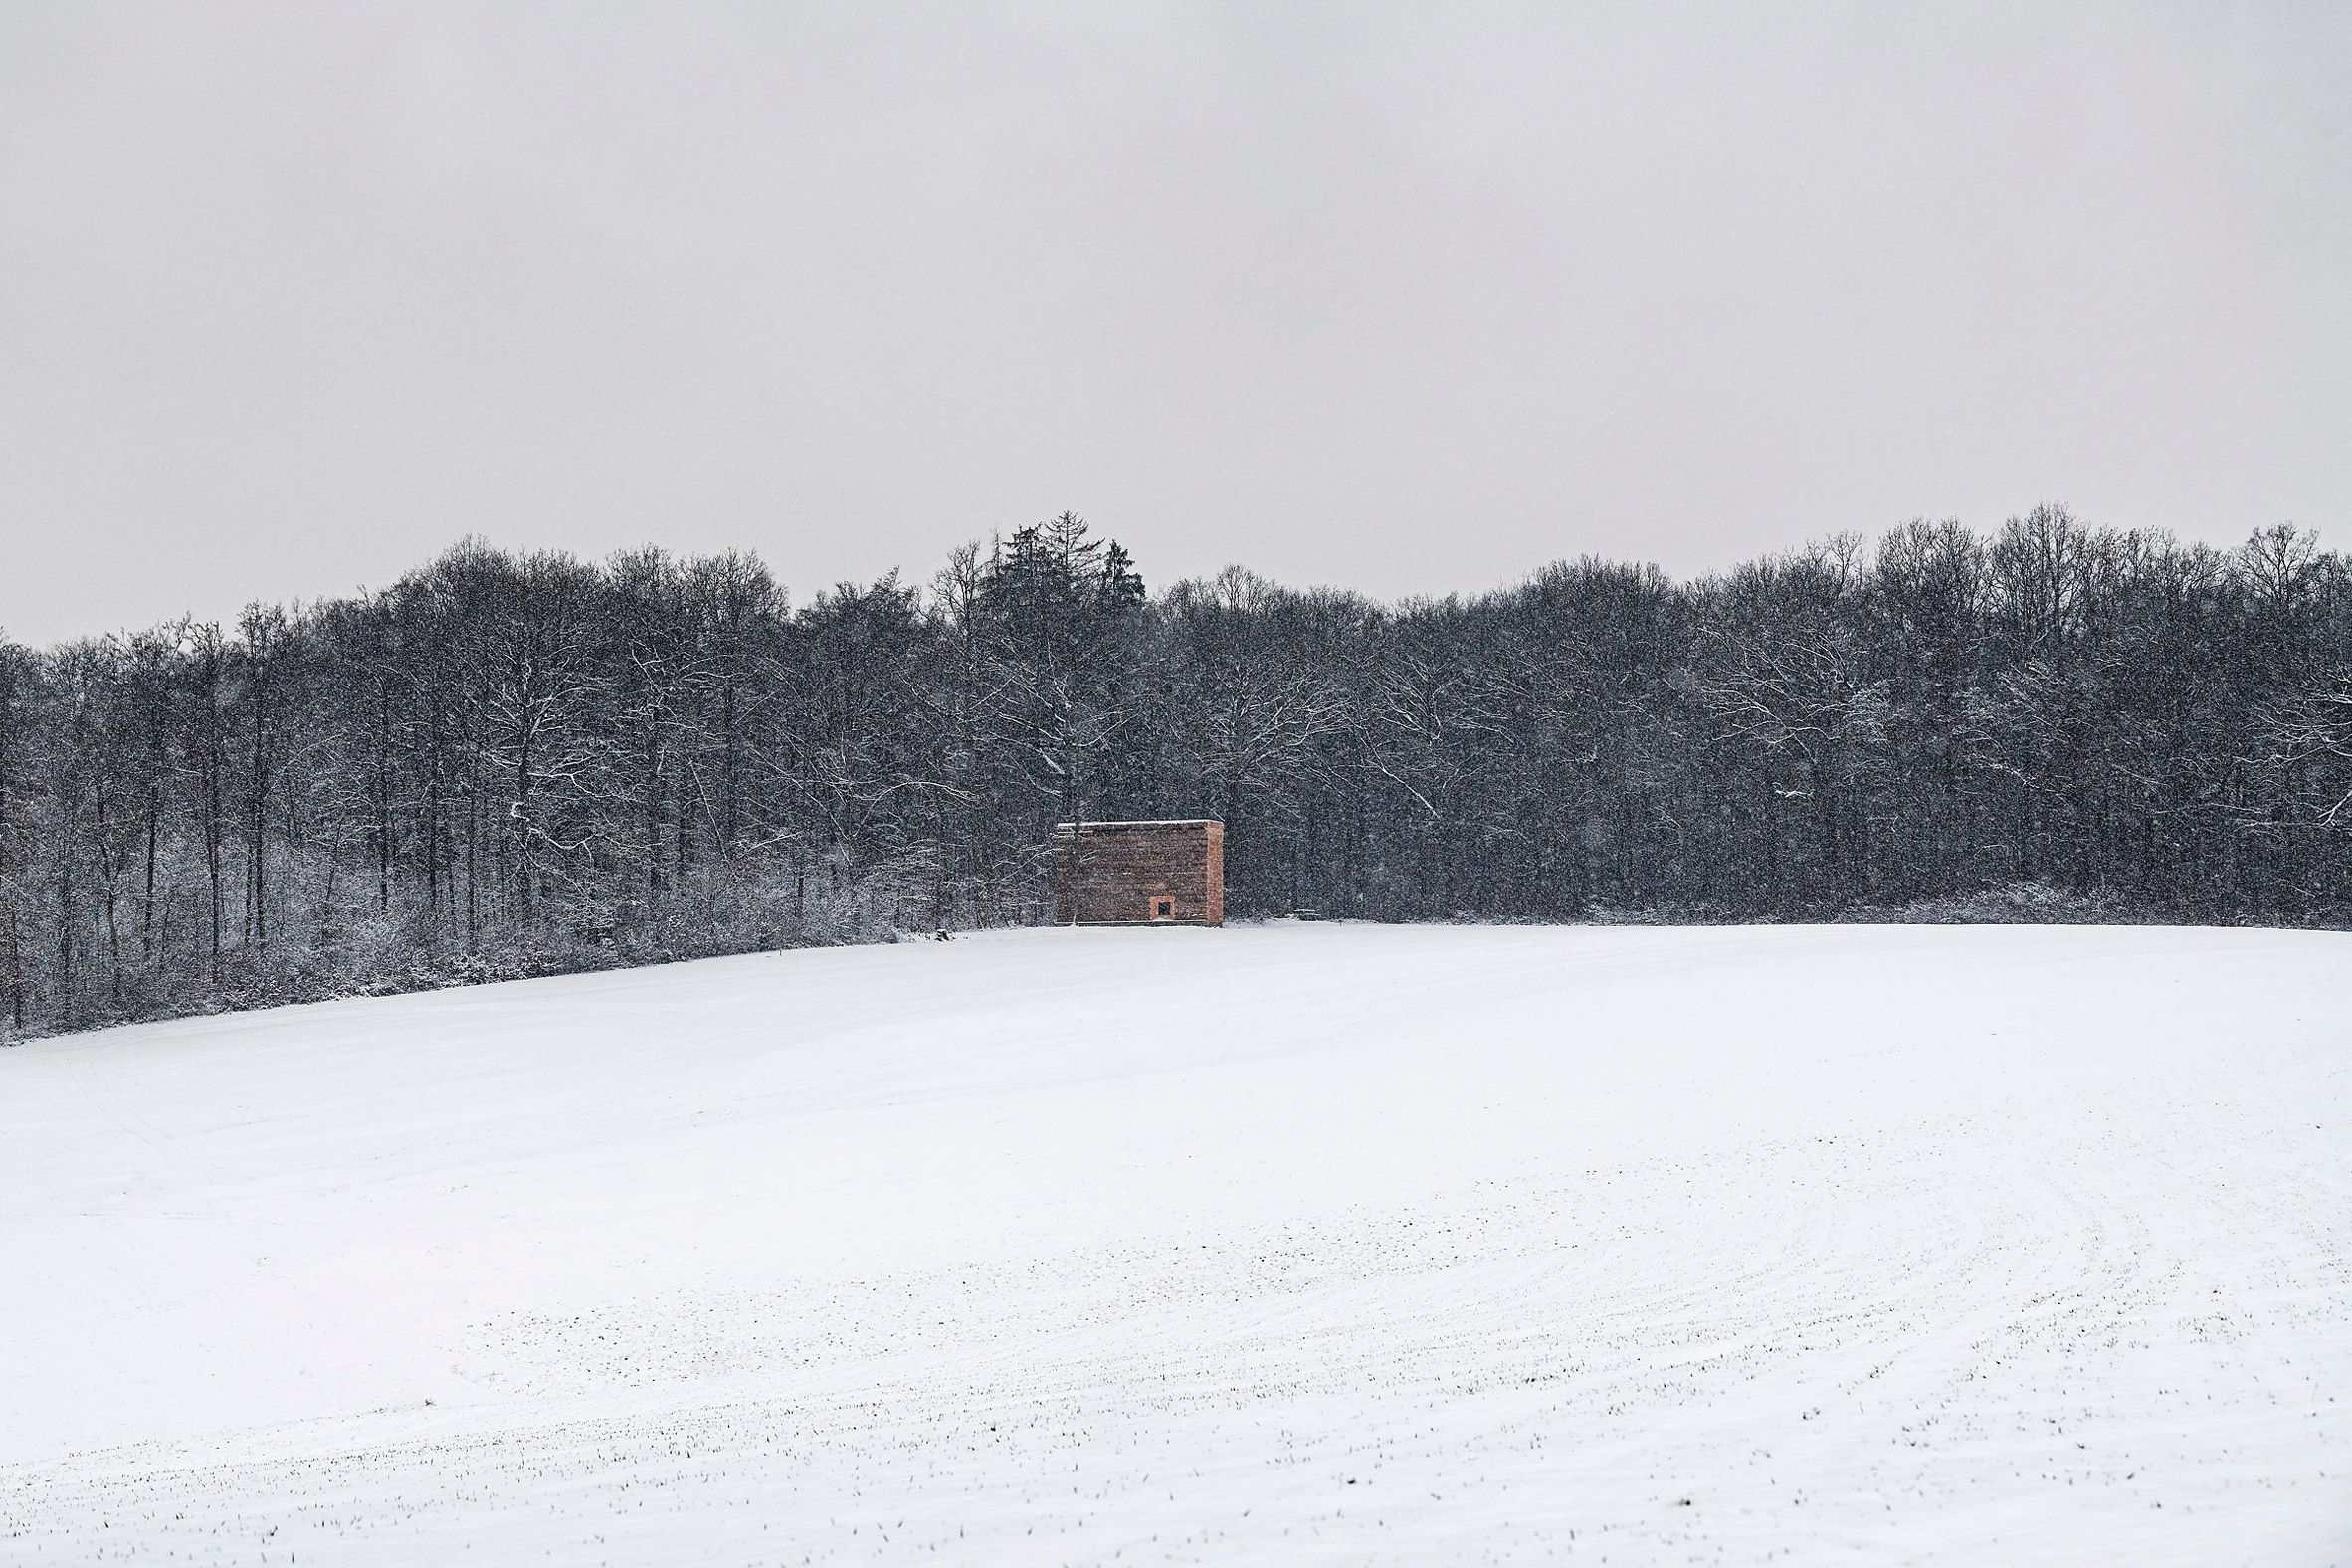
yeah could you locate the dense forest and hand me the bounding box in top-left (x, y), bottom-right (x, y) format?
top-left (2, 506), bottom-right (2347, 1039)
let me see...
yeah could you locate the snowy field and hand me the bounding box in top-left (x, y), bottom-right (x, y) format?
top-left (2, 923), bottom-right (2347, 1566)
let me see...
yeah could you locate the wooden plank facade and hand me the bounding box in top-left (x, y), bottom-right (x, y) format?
top-left (1051, 820), bottom-right (1225, 926)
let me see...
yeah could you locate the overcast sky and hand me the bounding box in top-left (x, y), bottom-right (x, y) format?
top-left (2, 2), bottom-right (2346, 645)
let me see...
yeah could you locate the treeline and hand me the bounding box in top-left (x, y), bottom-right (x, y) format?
top-left (2, 506), bottom-right (2348, 1038)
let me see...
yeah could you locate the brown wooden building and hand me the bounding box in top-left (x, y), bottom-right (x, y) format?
top-left (1051, 819), bottom-right (1225, 926)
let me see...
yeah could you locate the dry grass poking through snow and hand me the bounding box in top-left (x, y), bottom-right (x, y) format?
top-left (2, 923), bottom-right (2347, 1564)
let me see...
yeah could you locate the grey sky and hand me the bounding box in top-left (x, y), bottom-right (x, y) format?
top-left (2, 2), bottom-right (2346, 646)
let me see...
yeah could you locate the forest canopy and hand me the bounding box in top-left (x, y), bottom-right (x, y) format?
top-left (2, 506), bottom-right (2347, 1039)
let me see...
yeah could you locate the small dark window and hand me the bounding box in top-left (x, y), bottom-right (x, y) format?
top-left (1153, 898), bottom-right (1173, 920)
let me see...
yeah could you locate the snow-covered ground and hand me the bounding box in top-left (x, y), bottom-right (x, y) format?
top-left (2, 923), bottom-right (2346, 1565)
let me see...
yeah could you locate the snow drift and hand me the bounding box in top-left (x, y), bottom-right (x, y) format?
top-left (2, 922), bottom-right (2346, 1564)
